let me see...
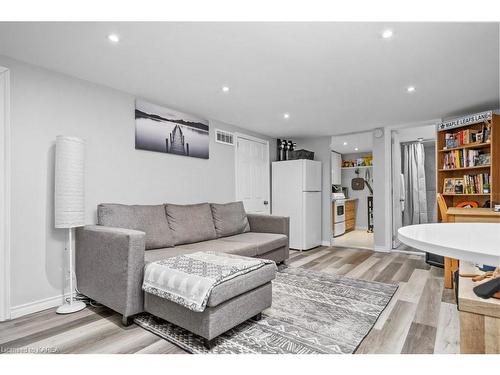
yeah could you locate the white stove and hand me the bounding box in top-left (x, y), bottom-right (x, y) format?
top-left (332, 192), bottom-right (346, 237)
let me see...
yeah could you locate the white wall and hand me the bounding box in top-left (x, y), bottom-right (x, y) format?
top-left (294, 137), bottom-right (332, 245)
top-left (372, 128), bottom-right (392, 252)
top-left (0, 67), bottom-right (11, 321)
top-left (0, 55), bottom-right (275, 314)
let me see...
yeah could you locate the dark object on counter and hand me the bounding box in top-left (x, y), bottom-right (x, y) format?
top-left (276, 139), bottom-right (296, 161)
top-left (332, 184), bottom-right (342, 193)
top-left (479, 265), bottom-right (497, 272)
top-left (342, 187), bottom-right (349, 198)
top-left (425, 253), bottom-right (444, 268)
top-left (277, 139), bottom-right (286, 161)
top-left (288, 149), bottom-right (314, 160)
top-left (286, 141), bottom-right (296, 160)
top-left (473, 277), bottom-right (500, 299)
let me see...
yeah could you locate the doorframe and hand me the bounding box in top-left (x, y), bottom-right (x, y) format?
top-left (234, 132), bottom-right (270, 214)
top-left (387, 119), bottom-right (440, 252)
top-left (0, 66), bottom-right (11, 321)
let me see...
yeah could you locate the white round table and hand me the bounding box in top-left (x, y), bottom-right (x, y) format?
top-left (398, 223), bottom-right (500, 267)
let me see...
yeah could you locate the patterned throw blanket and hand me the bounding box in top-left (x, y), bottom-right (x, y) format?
top-left (143, 252), bottom-right (275, 312)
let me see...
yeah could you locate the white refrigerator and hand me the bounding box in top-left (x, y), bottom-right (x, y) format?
top-left (272, 159), bottom-right (322, 251)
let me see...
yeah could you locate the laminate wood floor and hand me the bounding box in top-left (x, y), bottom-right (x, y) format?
top-left (0, 247), bottom-right (459, 354)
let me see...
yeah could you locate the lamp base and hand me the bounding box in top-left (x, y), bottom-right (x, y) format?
top-left (56, 301), bottom-right (86, 314)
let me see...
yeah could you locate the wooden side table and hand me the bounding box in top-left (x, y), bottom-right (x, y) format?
top-left (458, 262), bottom-right (500, 354)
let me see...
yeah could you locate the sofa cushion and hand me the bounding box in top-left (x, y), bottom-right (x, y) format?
top-left (165, 203), bottom-right (217, 245)
top-left (97, 203), bottom-right (174, 250)
top-left (220, 232), bottom-right (288, 255)
top-left (210, 201), bottom-right (250, 238)
top-left (176, 239), bottom-right (258, 257)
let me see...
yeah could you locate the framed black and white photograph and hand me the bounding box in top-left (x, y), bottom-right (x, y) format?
top-left (443, 178), bottom-right (464, 194)
top-left (135, 99), bottom-right (209, 159)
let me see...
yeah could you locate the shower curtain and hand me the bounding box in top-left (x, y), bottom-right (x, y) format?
top-left (402, 142), bottom-right (428, 226)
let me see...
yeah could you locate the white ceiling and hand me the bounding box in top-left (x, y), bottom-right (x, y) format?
top-left (397, 124), bottom-right (437, 142)
top-left (0, 22), bottom-right (498, 137)
top-left (331, 131), bottom-right (373, 154)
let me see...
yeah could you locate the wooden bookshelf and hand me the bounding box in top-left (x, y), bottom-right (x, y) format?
top-left (438, 142), bottom-right (491, 152)
top-left (438, 165), bottom-right (491, 172)
top-left (437, 114), bottom-right (499, 212)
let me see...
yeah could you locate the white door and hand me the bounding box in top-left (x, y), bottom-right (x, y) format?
top-left (235, 134), bottom-right (270, 214)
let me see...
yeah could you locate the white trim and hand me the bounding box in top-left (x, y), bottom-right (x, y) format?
top-left (234, 132), bottom-right (271, 215)
top-left (388, 121), bottom-right (440, 250)
top-left (10, 293), bottom-right (74, 320)
top-left (374, 245), bottom-right (391, 253)
top-left (381, 127), bottom-right (393, 253)
top-left (0, 67), bottom-right (11, 322)
top-left (321, 240), bottom-right (331, 247)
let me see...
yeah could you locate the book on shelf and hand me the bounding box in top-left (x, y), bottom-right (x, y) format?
top-left (462, 172), bottom-right (491, 194)
top-left (443, 123), bottom-right (491, 149)
top-left (442, 149), bottom-right (490, 169)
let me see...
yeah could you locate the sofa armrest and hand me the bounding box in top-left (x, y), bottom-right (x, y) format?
top-left (75, 225), bottom-right (146, 319)
top-left (247, 214), bottom-right (289, 238)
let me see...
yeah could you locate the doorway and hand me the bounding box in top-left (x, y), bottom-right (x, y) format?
top-left (391, 125), bottom-right (437, 252)
top-left (0, 66), bottom-right (11, 321)
top-left (330, 132), bottom-right (374, 250)
top-left (234, 133), bottom-right (270, 214)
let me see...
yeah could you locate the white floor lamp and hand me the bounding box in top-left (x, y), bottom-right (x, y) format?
top-left (54, 135), bottom-right (86, 314)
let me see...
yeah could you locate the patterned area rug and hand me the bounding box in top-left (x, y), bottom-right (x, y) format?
top-left (134, 267), bottom-right (398, 354)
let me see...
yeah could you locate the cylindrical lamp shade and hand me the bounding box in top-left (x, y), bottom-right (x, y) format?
top-left (55, 136), bottom-right (85, 228)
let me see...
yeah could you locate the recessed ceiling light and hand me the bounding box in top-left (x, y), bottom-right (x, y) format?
top-left (343, 142), bottom-right (348, 146)
top-left (354, 147), bottom-right (359, 151)
top-left (407, 86), bottom-right (416, 93)
top-left (283, 113), bottom-right (290, 119)
top-left (417, 137), bottom-right (424, 142)
top-left (221, 86), bottom-right (230, 93)
top-left (108, 34), bottom-right (120, 43)
top-left (382, 29), bottom-right (394, 39)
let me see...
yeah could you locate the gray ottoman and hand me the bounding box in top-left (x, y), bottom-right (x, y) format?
top-left (144, 262), bottom-right (276, 348)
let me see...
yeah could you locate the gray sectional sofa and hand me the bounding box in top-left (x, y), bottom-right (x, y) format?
top-left (75, 201), bottom-right (289, 325)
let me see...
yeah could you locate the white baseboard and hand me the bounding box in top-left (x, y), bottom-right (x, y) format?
top-left (10, 293), bottom-right (72, 319)
top-left (374, 245), bottom-right (391, 253)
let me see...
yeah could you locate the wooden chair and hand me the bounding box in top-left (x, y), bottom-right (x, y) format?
top-left (437, 193), bottom-right (459, 289)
